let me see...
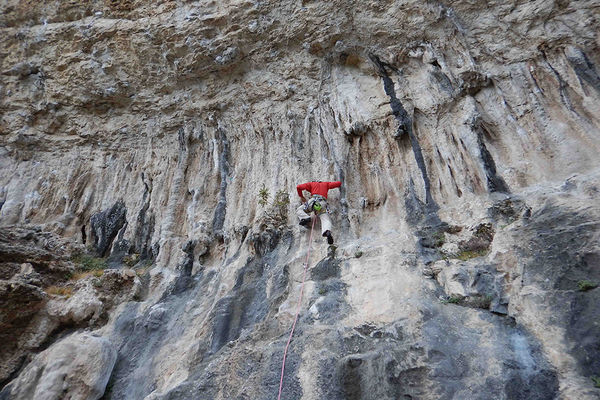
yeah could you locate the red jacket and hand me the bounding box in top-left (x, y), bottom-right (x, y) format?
top-left (297, 181), bottom-right (341, 199)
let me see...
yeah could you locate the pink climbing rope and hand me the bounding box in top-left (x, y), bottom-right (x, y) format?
top-left (277, 216), bottom-right (316, 400)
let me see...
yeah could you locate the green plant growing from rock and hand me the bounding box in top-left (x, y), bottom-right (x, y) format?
top-left (258, 185), bottom-right (269, 206)
top-left (442, 295), bottom-right (462, 304)
top-left (452, 223), bottom-right (494, 260)
top-left (72, 253), bottom-right (108, 271)
top-left (467, 294), bottom-right (493, 309)
top-left (258, 184), bottom-right (290, 227)
top-left (69, 252), bottom-right (109, 283)
top-left (442, 249), bottom-right (489, 261)
top-left (577, 280), bottom-right (598, 292)
top-left (592, 376), bottom-right (600, 388)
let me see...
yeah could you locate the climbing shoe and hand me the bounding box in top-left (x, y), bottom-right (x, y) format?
top-left (323, 230), bottom-right (334, 245)
top-left (299, 218), bottom-right (311, 226)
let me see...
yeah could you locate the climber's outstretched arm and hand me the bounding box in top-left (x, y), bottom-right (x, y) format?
top-left (297, 182), bottom-right (310, 203)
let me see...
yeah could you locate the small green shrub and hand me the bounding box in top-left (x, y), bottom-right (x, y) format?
top-left (258, 185), bottom-right (269, 207)
top-left (318, 287), bottom-right (327, 295)
top-left (72, 254), bottom-right (108, 271)
top-left (592, 376), bottom-right (600, 388)
top-left (578, 280), bottom-right (598, 292)
top-left (354, 250), bottom-right (363, 258)
top-left (442, 296), bottom-right (462, 304)
top-left (468, 294), bottom-right (493, 309)
top-left (258, 185), bottom-right (290, 227)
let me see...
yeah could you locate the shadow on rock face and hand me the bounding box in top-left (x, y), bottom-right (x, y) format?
top-left (210, 232), bottom-right (293, 354)
top-left (310, 257), bottom-right (341, 281)
top-left (516, 203), bottom-right (600, 377)
top-left (422, 308), bottom-right (559, 400)
top-left (90, 201), bottom-right (127, 258)
top-left (336, 334), bottom-right (429, 400)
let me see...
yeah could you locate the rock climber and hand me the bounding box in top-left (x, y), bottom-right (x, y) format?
top-left (296, 180), bottom-right (341, 245)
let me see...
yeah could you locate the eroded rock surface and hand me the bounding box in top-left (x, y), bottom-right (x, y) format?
top-left (0, 226), bottom-right (140, 389)
top-left (1, 0), bottom-right (600, 399)
top-left (0, 333), bottom-right (117, 400)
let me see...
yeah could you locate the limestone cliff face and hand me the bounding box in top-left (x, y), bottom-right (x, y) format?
top-left (1, 1), bottom-right (600, 399)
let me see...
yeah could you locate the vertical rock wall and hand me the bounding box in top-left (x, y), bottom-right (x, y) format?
top-left (1, 0), bottom-right (600, 399)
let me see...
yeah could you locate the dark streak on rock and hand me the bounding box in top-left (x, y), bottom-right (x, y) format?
top-left (369, 54), bottom-right (437, 209)
top-left (476, 126), bottom-right (510, 193)
top-left (134, 173), bottom-right (155, 260)
top-left (527, 64), bottom-right (544, 95)
top-left (540, 50), bottom-right (578, 116)
top-left (566, 48), bottom-right (600, 94)
top-left (209, 231), bottom-right (292, 354)
top-left (459, 70), bottom-right (491, 96)
top-left (518, 203), bottom-right (600, 377)
top-left (368, 54), bottom-right (411, 139)
top-left (248, 229), bottom-right (281, 257)
top-left (90, 200), bottom-right (127, 257)
top-left (212, 128), bottom-right (230, 238)
top-left (170, 240), bottom-right (197, 295)
top-left (432, 68), bottom-right (454, 94)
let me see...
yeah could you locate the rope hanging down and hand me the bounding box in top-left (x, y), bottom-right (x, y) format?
top-left (277, 216), bottom-right (316, 400)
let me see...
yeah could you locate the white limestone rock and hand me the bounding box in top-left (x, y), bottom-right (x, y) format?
top-left (2, 333), bottom-right (117, 400)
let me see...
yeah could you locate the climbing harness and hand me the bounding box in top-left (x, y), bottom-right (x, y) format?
top-left (312, 201), bottom-right (322, 212)
top-left (277, 216), bottom-right (316, 400)
top-left (305, 195), bottom-right (326, 215)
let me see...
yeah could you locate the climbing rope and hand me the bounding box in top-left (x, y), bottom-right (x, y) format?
top-left (277, 216), bottom-right (316, 400)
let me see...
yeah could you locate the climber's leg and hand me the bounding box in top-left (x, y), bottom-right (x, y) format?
top-left (296, 204), bottom-right (311, 226)
top-left (318, 203), bottom-right (334, 244)
top-left (319, 211), bottom-right (332, 235)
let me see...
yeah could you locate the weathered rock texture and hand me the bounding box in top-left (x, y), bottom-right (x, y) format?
top-left (0, 226), bottom-right (141, 391)
top-left (1, 0), bottom-right (600, 399)
top-left (1, 333), bottom-right (117, 400)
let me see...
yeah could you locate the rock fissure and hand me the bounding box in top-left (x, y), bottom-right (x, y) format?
top-left (475, 125), bottom-right (510, 193)
top-left (133, 172), bottom-right (155, 260)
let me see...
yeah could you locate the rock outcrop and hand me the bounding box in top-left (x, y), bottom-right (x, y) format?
top-left (1, 0), bottom-right (600, 399)
top-left (0, 333), bottom-right (117, 400)
top-left (0, 226), bottom-right (141, 390)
